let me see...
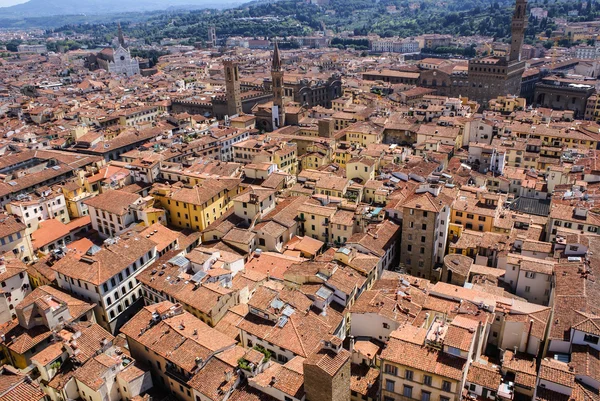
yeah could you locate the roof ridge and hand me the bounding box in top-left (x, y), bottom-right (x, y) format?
top-left (289, 315), bottom-right (307, 357)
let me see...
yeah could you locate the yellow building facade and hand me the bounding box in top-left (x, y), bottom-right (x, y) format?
top-left (151, 179), bottom-right (241, 232)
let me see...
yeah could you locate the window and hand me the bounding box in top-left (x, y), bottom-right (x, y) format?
top-left (384, 364), bottom-right (398, 376)
top-left (584, 334), bottom-right (600, 344)
top-left (259, 238), bottom-right (266, 246)
top-left (405, 370), bottom-right (414, 380)
top-left (421, 391), bottom-right (431, 401)
top-left (469, 384), bottom-right (476, 391)
top-left (383, 322), bottom-right (389, 329)
top-left (423, 375), bottom-right (432, 386)
top-left (525, 286), bottom-right (531, 293)
top-left (441, 397), bottom-right (450, 401)
top-left (403, 386), bottom-right (413, 398)
top-left (442, 381), bottom-right (452, 392)
top-left (385, 379), bottom-right (395, 392)
top-left (421, 236), bottom-right (426, 243)
top-left (421, 224), bottom-right (427, 230)
top-left (525, 271), bottom-right (536, 279)
top-left (456, 211), bottom-right (463, 217)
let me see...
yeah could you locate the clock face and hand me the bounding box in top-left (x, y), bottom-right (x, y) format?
top-left (120, 56), bottom-right (125, 61)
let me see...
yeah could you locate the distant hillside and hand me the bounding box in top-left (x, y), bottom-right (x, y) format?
top-left (0, 0), bottom-right (246, 18)
top-left (2, 0), bottom-right (594, 46)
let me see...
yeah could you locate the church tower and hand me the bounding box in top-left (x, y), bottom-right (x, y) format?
top-left (224, 58), bottom-right (242, 117)
top-left (117, 22), bottom-right (126, 49)
top-left (271, 40), bottom-right (285, 129)
top-left (509, 0), bottom-right (527, 62)
top-left (208, 26), bottom-right (217, 48)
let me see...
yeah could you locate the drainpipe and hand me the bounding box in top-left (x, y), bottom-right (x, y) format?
top-left (524, 319), bottom-right (534, 353)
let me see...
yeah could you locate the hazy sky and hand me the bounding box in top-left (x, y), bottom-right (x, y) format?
top-left (0, 0), bottom-right (223, 5)
top-left (0, 0), bottom-right (28, 6)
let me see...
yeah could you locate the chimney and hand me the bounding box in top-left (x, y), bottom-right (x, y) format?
top-left (349, 336), bottom-right (355, 353)
top-left (224, 370), bottom-right (233, 382)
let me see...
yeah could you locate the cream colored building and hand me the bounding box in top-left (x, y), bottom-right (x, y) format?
top-left (347, 157), bottom-right (377, 183)
top-left (298, 202), bottom-right (337, 243)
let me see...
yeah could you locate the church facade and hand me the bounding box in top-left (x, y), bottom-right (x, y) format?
top-left (87, 23), bottom-right (140, 77)
top-left (105, 46), bottom-right (140, 76)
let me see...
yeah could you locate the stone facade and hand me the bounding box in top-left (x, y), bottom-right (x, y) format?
top-left (224, 59), bottom-right (243, 118)
top-left (272, 41), bottom-right (285, 129)
top-left (107, 46), bottom-right (140, 77)
top-left (419, 0), bottom-right (528, 107)
top-left (400, 189), bottom-right (451, 281)
top-left (303, 348), bottom-right (351, 401)
top-left (534, 76), bottom-right (595, 118)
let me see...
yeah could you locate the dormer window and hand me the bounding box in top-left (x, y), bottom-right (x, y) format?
top-left (584, 334), bottom-right (599, 344)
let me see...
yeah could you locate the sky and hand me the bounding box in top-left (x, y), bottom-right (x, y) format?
top-left (0, 0), bottom-right (223, 5)
top-left (0, 0), bottom-right (29, 6)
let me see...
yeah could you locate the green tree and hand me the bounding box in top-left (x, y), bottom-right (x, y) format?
top-left (5, 39), bottom-right (22, 52)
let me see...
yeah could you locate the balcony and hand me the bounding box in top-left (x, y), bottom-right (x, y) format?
top-left (165, 364), bottom-right (190, 385)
